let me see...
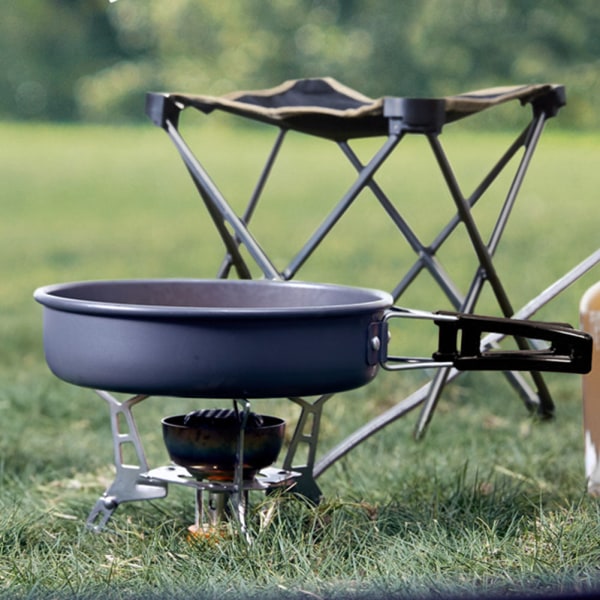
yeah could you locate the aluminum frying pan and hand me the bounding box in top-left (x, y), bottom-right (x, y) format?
top-left (33, 279), bottom-right (592, 398)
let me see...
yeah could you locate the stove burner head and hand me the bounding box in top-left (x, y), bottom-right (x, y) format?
top-left (162, 409), bottom-right (285, 481)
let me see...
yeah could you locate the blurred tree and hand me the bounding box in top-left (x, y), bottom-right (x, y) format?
top-left (0, 0), bottom-right (127, 120)
top-left (2, 0), bottom-right (599, 128)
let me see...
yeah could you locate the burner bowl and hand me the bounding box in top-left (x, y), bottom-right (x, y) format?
top-left (162, 411), bottom-right (285, 481)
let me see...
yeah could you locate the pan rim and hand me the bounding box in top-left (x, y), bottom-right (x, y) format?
top-left (33, 278), bottom-right (393, 319)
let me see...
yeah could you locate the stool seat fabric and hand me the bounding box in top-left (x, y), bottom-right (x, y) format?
top-left (168, 77), bottom-right (563, 140)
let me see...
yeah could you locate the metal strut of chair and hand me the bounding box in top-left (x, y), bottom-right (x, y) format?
top-left (145, 78), bottom-right (570, 492)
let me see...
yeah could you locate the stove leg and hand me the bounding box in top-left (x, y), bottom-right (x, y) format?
top-left (207, 491), bottom-right (229, 527)
top-left (231, 399), bottom-right (251, 541)
top-left (86, 391), bottom-right (168, 532)
top-left (282, 395), bottom-right (331, 503)
top-left (194, 487), bottom-right (203, 531)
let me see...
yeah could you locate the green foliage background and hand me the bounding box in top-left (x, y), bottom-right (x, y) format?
top-left (2, 0), bottom-right (600, 128)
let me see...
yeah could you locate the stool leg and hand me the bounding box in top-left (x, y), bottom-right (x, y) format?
top-left (418, 133), bottom-right (555, 433)
top-left (413, 367), bottom-right (450, 440)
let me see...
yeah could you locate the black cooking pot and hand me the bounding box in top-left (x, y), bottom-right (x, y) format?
top-left (162, 410), bottom-right (285, 481)
top-left (33, 279), bottom-right (592, 398)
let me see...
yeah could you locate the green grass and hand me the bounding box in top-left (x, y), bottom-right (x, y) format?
top-left (0, 117), bottom-right (599, 599)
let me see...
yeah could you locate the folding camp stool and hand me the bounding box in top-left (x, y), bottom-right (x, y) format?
top-left (146, 78), bottom-right (570, 498)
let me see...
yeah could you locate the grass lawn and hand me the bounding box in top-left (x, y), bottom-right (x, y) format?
top-left (0, 116), bottom-right (599, 599)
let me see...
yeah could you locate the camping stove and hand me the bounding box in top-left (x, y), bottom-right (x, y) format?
top-left (86, 394), bottom-right (298, 536)
top-left (158, 402), bottom-right (294, 537)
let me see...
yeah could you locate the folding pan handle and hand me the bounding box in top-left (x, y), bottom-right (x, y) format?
top-left (432, 311), bottom-right (593, 374)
